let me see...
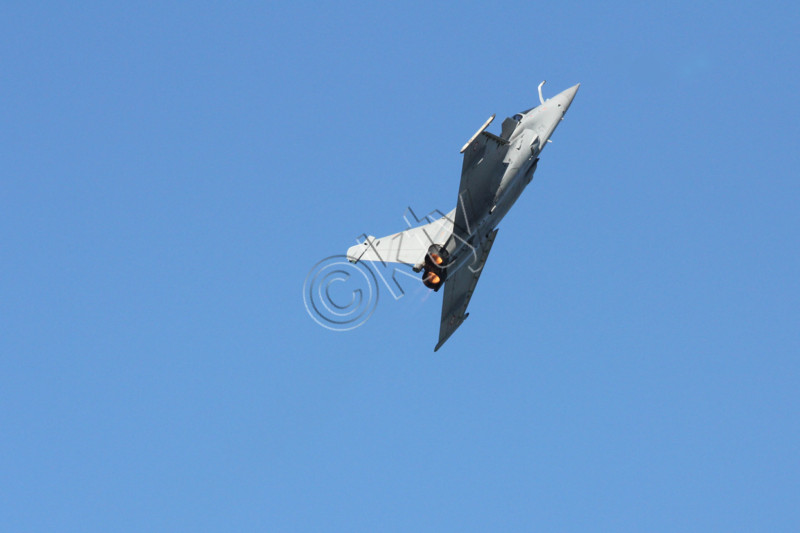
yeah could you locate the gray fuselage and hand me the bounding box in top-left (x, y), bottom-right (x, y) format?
top-left (445, 84), bottom-right (579, 274)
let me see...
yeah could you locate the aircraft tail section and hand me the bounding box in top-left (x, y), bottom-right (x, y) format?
top-left (346, 208), bottom-right (455, 268)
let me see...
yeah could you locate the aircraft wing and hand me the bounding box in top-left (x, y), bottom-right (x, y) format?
top-left (434, 228), bottom-right (498, 351)
top-left (347, 209), bottom-right (455, 267)
top-left (455, 119), bottom-right (509, 240)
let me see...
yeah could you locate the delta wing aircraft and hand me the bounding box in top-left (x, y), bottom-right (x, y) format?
top-left (347, 82), bottom-right (580, 351)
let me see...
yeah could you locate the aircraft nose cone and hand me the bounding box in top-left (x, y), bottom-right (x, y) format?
top-left (553, 83), bottom-right (581, 114)
top-left (557, 83), bottom-right (580, 112)
top-left (566, 83), bottom-right (580, 100)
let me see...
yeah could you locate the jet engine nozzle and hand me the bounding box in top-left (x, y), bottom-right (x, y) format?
top-left (425, 244), bottom-right (449, 269)
top-left (422, 244), bottom-right (448, 291)
top-left (422, 269), bottom-right (445, 291)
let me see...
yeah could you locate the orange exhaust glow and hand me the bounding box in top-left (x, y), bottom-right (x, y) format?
top-left (428, 272), bottom-right (441, 284)
top-left (431, 253), bottom-right (443, 265)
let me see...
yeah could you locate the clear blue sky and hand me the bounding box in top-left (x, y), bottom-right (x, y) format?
top-left (2, 1), bottom-right (799, 531)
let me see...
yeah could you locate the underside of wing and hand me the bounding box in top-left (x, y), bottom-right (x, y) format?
top-left (455, 129), bottom-right (509, 240)
top-left (434, 228), bottom-right (498, 351)
top-left (346, 209), bottom-right (455, 267)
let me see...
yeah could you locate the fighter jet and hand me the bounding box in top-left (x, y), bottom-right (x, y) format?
top-left (347, 81), bottom-right (580, 351)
